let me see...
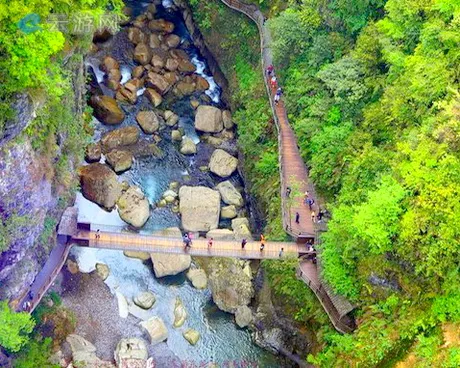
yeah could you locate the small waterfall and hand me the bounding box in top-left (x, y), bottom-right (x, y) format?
top-left (120, 65), bottom-right (131, 84)
top-left (191, 56), bottom-right (221, 103)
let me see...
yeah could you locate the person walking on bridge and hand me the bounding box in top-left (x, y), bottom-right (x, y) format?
top-left (241, 238), bottom-right (247, 249)
top-left (279, 248), bottom-right (284, 258)
top-left (266, 64), bottom-right (274, 78)
top-left (295, 212), bottom-right (300, 224)
top-left (270, 75), bottom-right (277, 89)
top-left (260, 234), bottom-right (266, 252)
top-left (208, 237), bottom-right (213, 248)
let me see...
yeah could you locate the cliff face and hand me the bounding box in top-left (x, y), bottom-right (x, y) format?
top-left (0, 54), bottom-right (85, 303)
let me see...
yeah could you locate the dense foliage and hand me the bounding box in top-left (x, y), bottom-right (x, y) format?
top-left (192, 0), bottom-right (459, 366)
top-left (0, 301), bottom-right (35, 352)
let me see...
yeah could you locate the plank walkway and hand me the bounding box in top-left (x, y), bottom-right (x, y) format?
top-left (74, 229), bottom-right (310, 259)
top-left (220, 0), bottom-right (355, 334)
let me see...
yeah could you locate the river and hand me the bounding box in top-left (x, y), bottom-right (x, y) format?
top-left (67, 0), bottom-right (282, 366)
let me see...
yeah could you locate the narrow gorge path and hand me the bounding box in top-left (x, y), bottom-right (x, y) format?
top-left (220, 0), bottom-right (355, 334)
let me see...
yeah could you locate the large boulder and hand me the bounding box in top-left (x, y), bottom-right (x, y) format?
top-left (100, 56), bottom-right (119, 73)
top-left (133, 43), bottom-right (152, 65)
top-left (149, 33), bottom-right (161, 49)
top-left (173, 297), bottom-right (187, 328)
top-left (128, 27), bottom-right (146, 45)
top-left (222, 110), bottom-right (234, 129)
top-left (105, 149), bottom-right (133, 173)
top-left (215, 181), bottom-right (244, 207)
top-left (180, 137), bottom-right (197, 155)
top-left (101, 126), bottom-right (140, 152)
top-left (90, 95), bottom-right (125, 125)
top-left (136, 111), bottom-right (160, 134)
top-left (183, 329), bottom-right (200, 346)
top-left (209, 149), bottom-right (238, 178)
top-left (115, 338), bottom-right (148, 365)
top-left (96, 263), bottom-right (110, 281)
top-left (148, 19), bottom-right (174, 33)
top-left (194, 105), bottom-right (223, 133)
top-left (164, 110), bottom-right (179, 126)
top-left (186, 268), bottom-right (207, 289)
top-left (235, 305), bottom-right (253, 328)
top-left (207, 258), bottom-right (254, 314)
top-left (194, 75), bottom-right (210, 91)
top-left (79, 163), bottom-right (122, 210)
top-left (134, 291), bottom-right (156, 310)
top-left (66, 335), bottom-right (103, 366)
top-left (206, 229), bottom-right (235, 240)
top-left (231, 217), bottom-right (253, 241)
top-left (177, 58), bottom-right (197, 74)
top-left (124, 250), bottom-right (151, 261)
top-left (117, 186), bottom-right (150, 228)
top-left (164, 34), bottom-right (181, 48)
top-left (179, 186), bottom-right (220, 231)
top-left (139, 317), bottom-right (168, 345)
top-left (150, 253), bottom-right (191, 278)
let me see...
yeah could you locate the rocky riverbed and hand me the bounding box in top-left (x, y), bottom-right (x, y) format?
top-left (55, 0), bottom-right (285, 367)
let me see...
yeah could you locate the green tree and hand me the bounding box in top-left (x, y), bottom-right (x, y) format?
top-left (0, 301), bottom-right (35, 352)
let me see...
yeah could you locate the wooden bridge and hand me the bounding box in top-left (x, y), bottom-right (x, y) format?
top-left (13, 0), bottom-right (355, 338)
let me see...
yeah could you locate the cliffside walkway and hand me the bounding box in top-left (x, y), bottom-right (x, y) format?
top-left (220, 0), bottom-right (355, 334)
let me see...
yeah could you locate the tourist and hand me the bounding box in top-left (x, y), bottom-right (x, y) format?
top-left (208, 237), bottom-right (213, 248)
top-left (188, 232), bottom-right (194, 246)
top-left (279, 248), bottom-right (284, 257)
top-left (311, 211), bottom-right (316, 223)
top-left (270, 75), bottom-right (277, 89)
top-left (307, 198), bottom-right (315, 211)
top-left (260, 243), bottom-right (265, 252)
top-left (276, 87), bottom-right (284, 96)
top-left (183, 233), bottom-right (190, 247)
top-left (295, 212), bottom-right (300, 224)
top-left (241, 238), bottom-right (247, 249)
top-left (286, 186), bottom-right (291, 197)
top-left (274, 93), bottom-right (280, 105)
top-left (95, 229), bottom-right (100, 240)
top-left (317, 210), bottom-right (323, 223)
top-left (266, 64), bottom-right (274, 78)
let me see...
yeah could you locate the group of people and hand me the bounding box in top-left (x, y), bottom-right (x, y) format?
top-left (182, 233), bottom-right (285, 257)
top-left (266, 65), bottom-right (284, 105)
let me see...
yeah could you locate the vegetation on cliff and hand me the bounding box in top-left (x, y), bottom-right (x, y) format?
top-left (191, 0), bottom-right (460, 366)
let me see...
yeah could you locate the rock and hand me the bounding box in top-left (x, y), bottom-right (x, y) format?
top-left (132, 65), bottom-right (144, 79)
top-left (79, 163), bottom-right (122, 210)
top-left (206, 229), bottom-right (235, 240)
top-left (100, 56), bottom-right (119, 73)
top-left (147, 3), bottom-right (157, 15)
top-left (231, 217), bottom-right (252, 241)
top-left (134, 291), bottom-right (156, 309)
top-left (163, 71), bottom-right (179, 85)
top-left (149, 33), bottom-right (161, 49)
top-left (136, 111), bottom-right (160, 134)
top-left (66, 334), bottom-right (102, 366)
top-left (116, 291), bottom-right (129, 319)
top-left (165, 58), bottom-right (179, 71)
top-left (164, 34), bottom-right (181, 48)
top-left (221, 205), bottom-right (237, 219)
top-left (90, 95), bottom-right (125, 125)
top-left (195, 105), bottom-right (223, 133)
top-left (222, 110), bottom-right (234, 129)
top-left (151, 53), bottom-right (165, 69)
top-left (117, 186), bottom-right (150, 228)
top-left (183, 329), bottom-right (200, 346)
top-left (209, 149), bottom-right (238, 178)
top-left (106, 149), bottom-right (133, 173)
top-left (67, 259), bottom-right (79, 274)
top-left (123, 251), bottom-right (151, 261)
top-left (148, 19), bottom-right (174, 33)
top-left (215, 181), bottom-right (244, 207)
top-left (186, 268), bottom-right (207, 289)
top-left (194, 75), bottom-right (210, 91)
top-left (164, 110), bottom-right (179, 126)
top-left (190, 99), bottom-right (200, 109)
top-left (101, 126), bottom-right (140, 152)
top-left (174, 80), bottom-right (195, 97)
top-left (171, 130), bottom-right (182, 141)
top-left (96, 263), bottom-right (110, 280)
top-left (206, 136), bottom-right (224, 147)
top-left (115, 338), bottom-right (148, 365)
top-left (180, 137), bottom-right (197, 155)
top-left (179, 186), bottom-right (220, 231)
top-left (133, 43), bottom-right (152, 65)
top-left (207, 258), bottom-right (254, 313)
top-left (140, 317), bottom-right (168, 345)
top-left (144, 88), bottom-right (163, 107)
top-left (85, 143), bottom-right (101, 163)
top-left (116, 86), bottom-right (138, 105)
top-left (128, 27), bottom-right (146, 45)
top-left (173, 297), bottom-right (187, 328)
top-left (146, 72), bottom-right (171, 95)
top-left (235, 305), bottom-right (253, 328)
top-left (150, 253), bottom-right (191, 278)
top-left (177, 58), bottom-right (197, 74)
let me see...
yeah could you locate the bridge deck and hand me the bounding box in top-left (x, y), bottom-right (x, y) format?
top-left (74, 230), bottom-right (310, 259)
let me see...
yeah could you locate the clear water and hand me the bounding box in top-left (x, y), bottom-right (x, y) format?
top-left (74, 1), bottom-right (282, 365)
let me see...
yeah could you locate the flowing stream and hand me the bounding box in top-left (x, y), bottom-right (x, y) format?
top-left (70, 1), bottom-right (281, 366)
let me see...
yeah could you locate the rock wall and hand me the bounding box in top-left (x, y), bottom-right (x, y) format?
top-left (0, 53), bottom-right (86, 303)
